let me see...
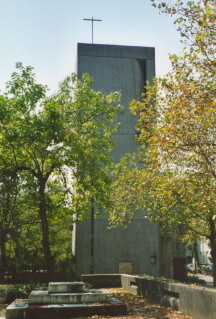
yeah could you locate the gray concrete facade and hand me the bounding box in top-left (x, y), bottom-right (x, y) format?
top-left (73, 43), bottom-right (160, 279)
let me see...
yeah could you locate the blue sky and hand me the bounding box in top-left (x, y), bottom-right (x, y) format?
top-left (0, 0), bottom-right (183, 94)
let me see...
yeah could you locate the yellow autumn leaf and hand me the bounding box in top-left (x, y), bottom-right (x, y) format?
top-left (205, 6), bottom-right (213, 15)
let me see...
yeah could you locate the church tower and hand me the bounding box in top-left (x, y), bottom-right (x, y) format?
top-left (73, 43), bottom-right (161, 279)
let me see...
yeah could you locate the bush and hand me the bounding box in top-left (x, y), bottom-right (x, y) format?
top-left (3, 282), bottom-right (46, 303)
top-left (185, 275), bottom-right (206, 286)
top-left (137, 274), bottom-right (205, 286)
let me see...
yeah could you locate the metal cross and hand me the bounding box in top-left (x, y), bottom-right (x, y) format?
top-left (83, 17), bottom-right (102, 44)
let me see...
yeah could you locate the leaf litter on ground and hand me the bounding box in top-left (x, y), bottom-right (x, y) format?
top-left (99, 288), bottom-right (194, 319)
top-left (0, 287), bottom-right (194, 319)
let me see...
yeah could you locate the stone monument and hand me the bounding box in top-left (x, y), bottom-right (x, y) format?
top-left (6, 281), bottom-right (127, 318)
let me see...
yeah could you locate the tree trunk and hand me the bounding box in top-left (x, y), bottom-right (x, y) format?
top-left (193, 243), bottom-right (200, 273)
top-left (38, 177), bottom-right (55, 277)
top-left (210, 243), bottom-right (216, 287)
top-left (0, 230), bottom-right (7, 278)
top-left (209, 219), bottom-right (216, 287)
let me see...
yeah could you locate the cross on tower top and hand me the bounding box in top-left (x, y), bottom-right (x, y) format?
top-left (83, 17), bottom-right (102, 44)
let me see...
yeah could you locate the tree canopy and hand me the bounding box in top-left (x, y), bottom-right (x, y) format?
top-left (0, 63), bottom-right (121, 275)
top-left (110, 0), bottom-right (216, 284)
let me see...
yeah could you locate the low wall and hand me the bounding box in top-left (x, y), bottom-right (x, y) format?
top-left (1, 272), bottom-right (75, 284)
top-left (81, 274), bottom-right (121, 288)
top-left (81, 274), bottom-right (216, 319)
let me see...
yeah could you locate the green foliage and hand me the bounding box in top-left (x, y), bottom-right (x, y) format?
top-left (0, 64), bottom-right (121, 274)
top-left (85, 282), bottom-right (93, 290)
top-left (111, 0), bottom-right (216, 230)
top-left (185, 276), bottom-right (206, 286)
top-left (110, 0), bottom-right (216, 285)
top-left (138, 274), bottom-right (180, 282)
top-left (137, 274), bottom-right (205, 286)
top-left (3, 283), bottom-right (47, 303)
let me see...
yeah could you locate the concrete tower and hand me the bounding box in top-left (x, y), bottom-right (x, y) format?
top-left (73, 43), bottom-right (161, 279)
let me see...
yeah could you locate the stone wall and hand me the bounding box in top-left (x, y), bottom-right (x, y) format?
top-left (82, 274), bottom-right (216, 319)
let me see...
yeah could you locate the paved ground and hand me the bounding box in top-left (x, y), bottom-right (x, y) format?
top-left (0, 287), bottom-right (194, 319)
top-left (198, 274), bottom-right (213, 288)
top-left (188, 273), bottom-right (214, 288)
top-left (1, 279), bottom-right (215, 319)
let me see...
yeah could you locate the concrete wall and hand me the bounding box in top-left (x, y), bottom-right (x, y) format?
top-left (82, 274), bottom-right (121, 288)
top-left (77, 43), bottom-right (155, 161)
top-left (74, 216), bottom-right (160, 278)
top-left (121, 274), bottom-right (216, 319)
top-left (74, 43), bottom-right (160, 279)
top-left (82, 274), bottom-right (216, 319)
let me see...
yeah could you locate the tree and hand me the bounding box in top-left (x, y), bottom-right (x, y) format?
top-left (0, 63), bottom-right (121, 276)
top-left (0, 168), bottom-right (21, 276)
top-left (110, 0), bottom-right (216, 285)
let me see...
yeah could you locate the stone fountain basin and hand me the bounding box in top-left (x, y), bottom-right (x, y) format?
top-left (28, 289), bottom-right (106, 304)
top-left (48, 281), bottom-right (85, 293)
top-left (6, 299), bottom-right (127, 319)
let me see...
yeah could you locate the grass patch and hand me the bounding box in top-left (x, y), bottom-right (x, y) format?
top-left (2, 282), bottom-right (47, 303)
